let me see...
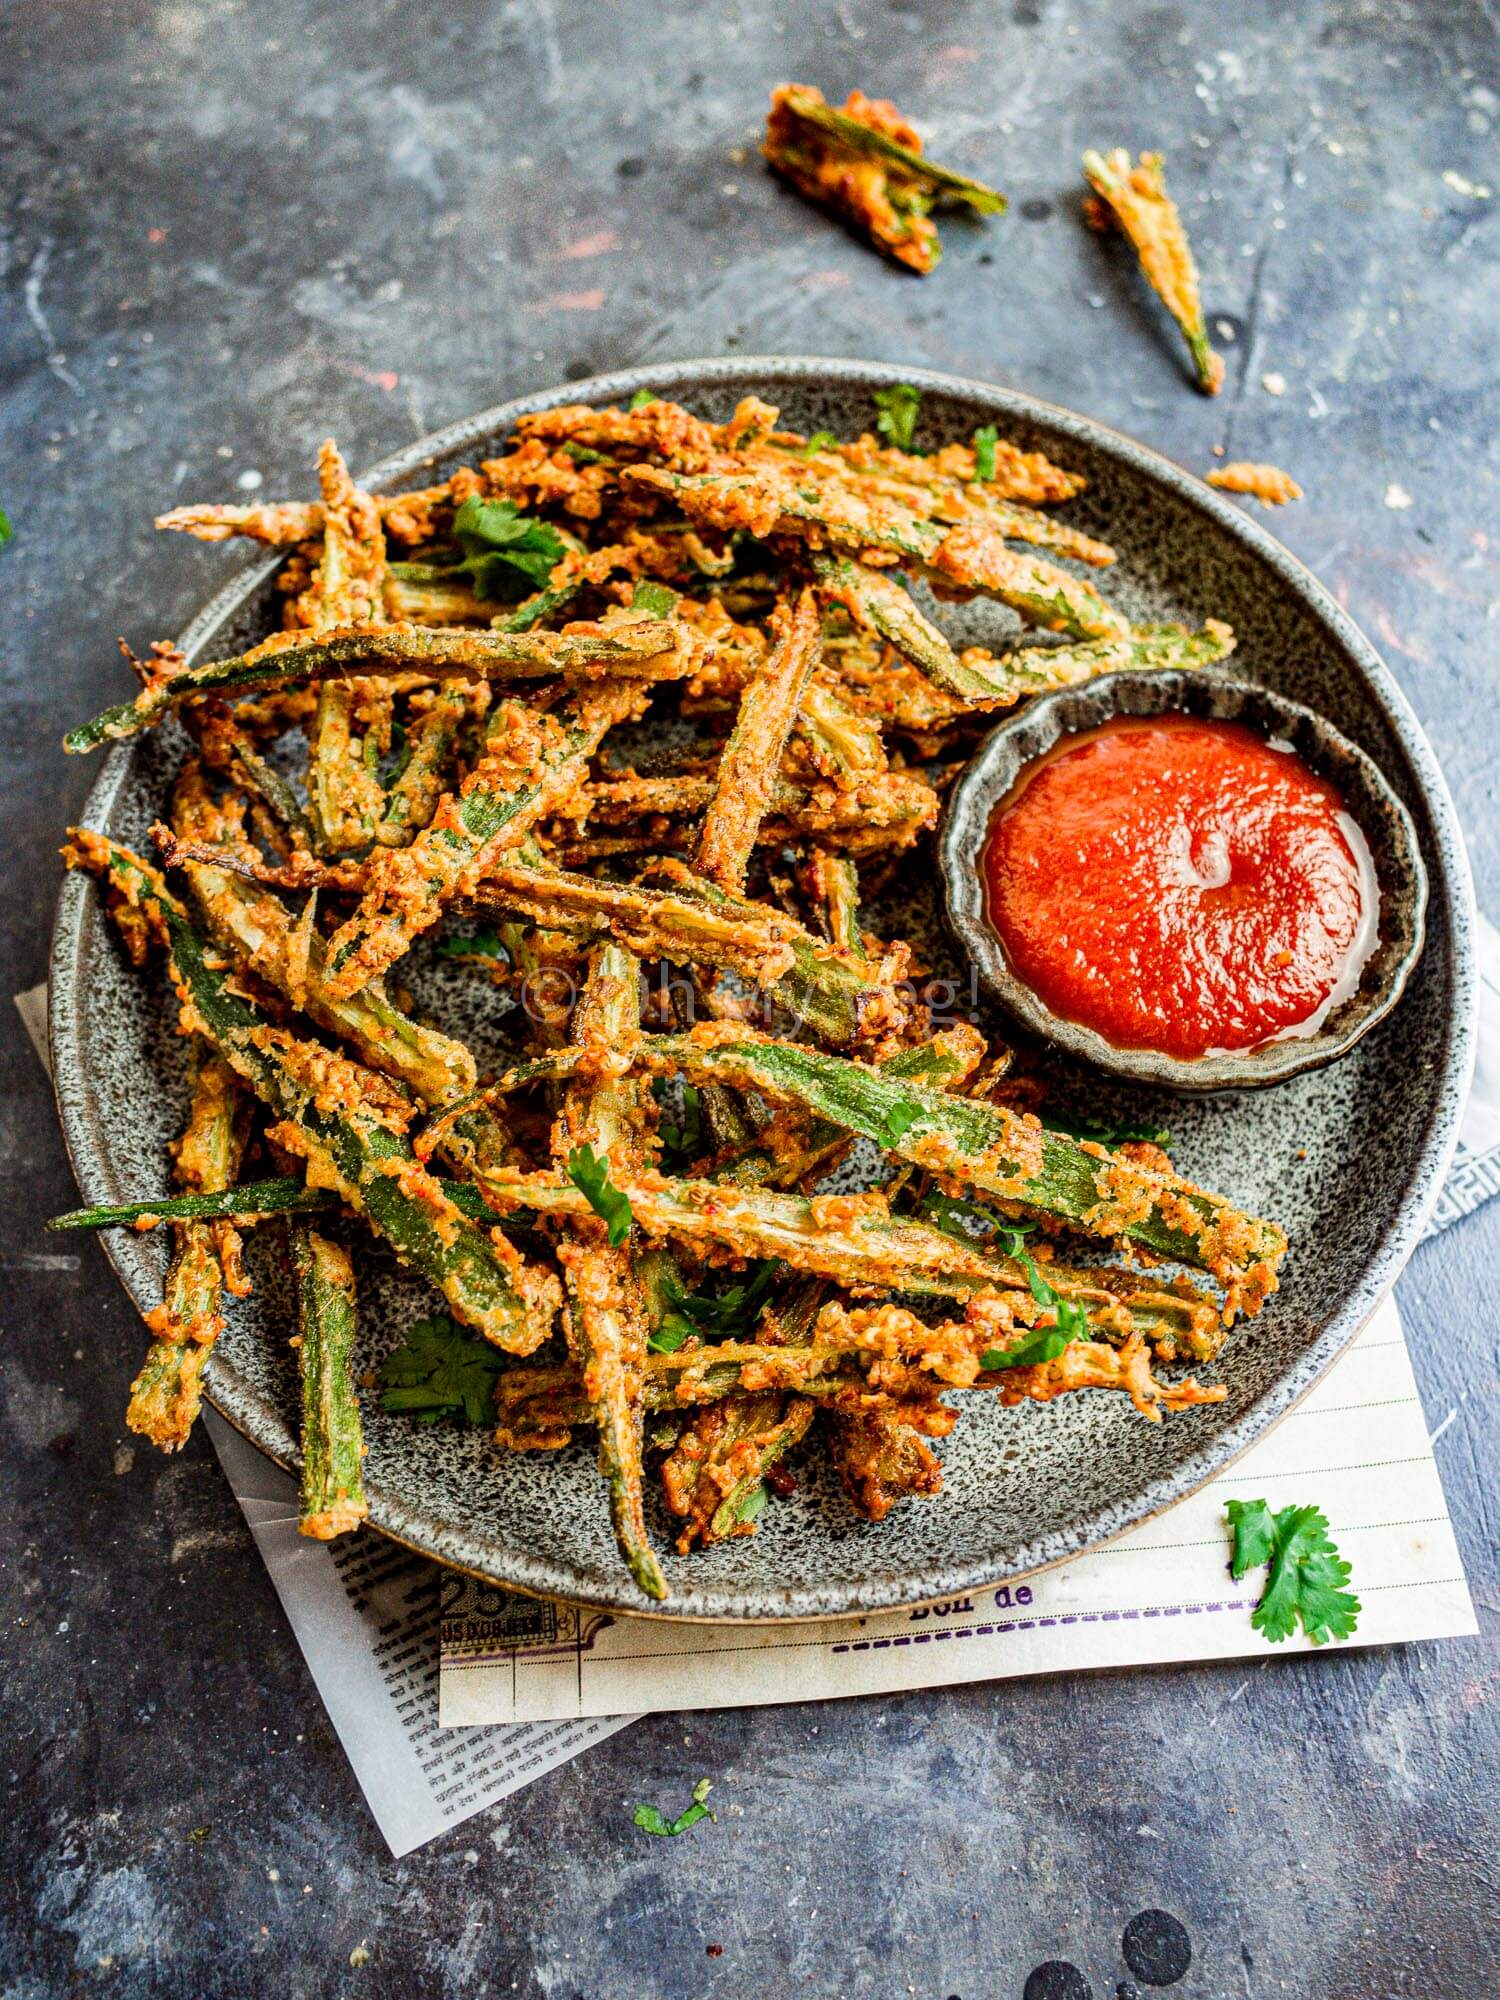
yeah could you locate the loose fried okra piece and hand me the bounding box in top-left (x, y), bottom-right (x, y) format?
top-left (696, 587), bottom-right (821, 894)
top-left (764, 84), bottom-right (1005, 274)
top-left (1082, 148), bottom-right (1224, 396)
top-left (63, 620), bottom-right (698, 753)
top-left (553, 945), bottom-right (667, 1599)
top-left (126, 1052), bottom-right (251, 1452)
top-left (1207, 462), bottom-right (1304, 505)
top-left (828, 1399), bottom-right (945, 1521)
top-left (291, 1227), bottom-right (369, 1540)
top-left (321, 680), bottom-right (645, 1000)
top-left (63, 836), bottom-right (557, 1352)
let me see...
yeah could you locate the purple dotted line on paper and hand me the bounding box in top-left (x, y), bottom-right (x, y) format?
top-left (830, 1599), bottom-right (1258, 1652)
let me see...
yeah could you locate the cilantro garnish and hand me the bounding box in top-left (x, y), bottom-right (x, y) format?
top-left (633, 1778), bottom-right (714, 1838)
top-left (971, 425), bottom-right (998, 483)
top-left (379, 1315), bottom-right (505, 1425)
top-left (654, 1078), bottom-right (703, 1173)
top-left (878, 1101), bottom-right (919, 1147)
top-left (873, 383), bottom-right (922, 451)
top-left (0, 506), bottom-right (12, 546)
top-left (650, 1259), bottom-right (780, 1353)
top-left (801, 429), bottom-right (839, 457)
top-left (631, 579), bottom-right (679, 618)
top-left (1226, 1500), bottom-right (1361, 1646)
top-left (434, 924), bottom-right (508, 963)
top-left (448, 495), bottom-right (569, 602)
top-left (566, 1143), bottom-right (633, 1246)
top-left (1044, 1112), bottom-right (1173, 1152)
top-left (628, 387), bottom-right (658, 410)
top-left (974, 1225), bottom-right (1090, 1371)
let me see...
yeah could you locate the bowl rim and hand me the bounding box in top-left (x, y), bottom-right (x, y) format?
top-left (938, 670), bottom-right (1431, 1092)
top-left (48, 354), bottom-right (1481, 1622)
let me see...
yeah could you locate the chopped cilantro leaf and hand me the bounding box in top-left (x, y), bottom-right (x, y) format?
top-left (878, 1101), bottom-right (919, 1147)
top-left (972, 425), bottom-right (998, 482)
top-left (434, 924), bottom-right (507, 963)
top-left (1226, 1500), bottom-right (1361, 1646)
top-left (566, 1143), bottom-right (633, 1246)
top-left (631, 579), bottom-right (679, 618)
top-left (379, 1315), bottom-right (505, 1425)
top-left (653, 1078), bottom-right (703, 1172)
top-left (448, 495), bottom-right (568, 602)
top-left (979, 1324), bottom-right (1076, 1371)
top-left (633, 1778), bottom-right (714, 1838)
top-left (873, 383), bottom-right (922, 451)
top-left (647, 1313), bottom-right (695, 1355)
top-left (0, 506), bottom-right (12, 546)
top-left (628, 387), bottom-right (658, 409)
top-left (801, 430), bottom-right (839, 457)
top-left (660, 1259), bottom-right (780, 1343)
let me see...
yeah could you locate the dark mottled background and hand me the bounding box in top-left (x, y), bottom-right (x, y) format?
top-left (3, 1), bottom-right (1498, 1994)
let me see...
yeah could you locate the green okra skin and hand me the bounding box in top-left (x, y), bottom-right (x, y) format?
top-left (814, 553), bottom-right (998, 703)
top-left (705, 1394), bottom-right (817, 1543)
top-left (375, 689), bottom-right (470, 844)
top-left (70, 837), bottom-right (550, 1352)
top-left (641, 1032), bottom-right (1285, 1282)
top-left (63, 622), bottom-right (691, 754)
top-left (125, 1229), bottom-right (221, 1449)
top-left (291, 1227), bottom-right (369, 1539)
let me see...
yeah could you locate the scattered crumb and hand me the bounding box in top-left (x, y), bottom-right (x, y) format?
top-left (1260, 371), bottom-right (1287, 396)
top-left (1208, 461), bottom-right (1304, 505)
top-left (112, 1444), bottom-right (135, 1476)
top-left (706, 1943), bottom-right (725, 1958)
top-left (266, 1868), bottom-right (280, 1883)
top-left (1384, 483), bottom-right (1414, 510)
top-left (1443, 169), bottom-right (1492, 199)
top-left (1326, 139), bottom-right (1346, 156)
top-left (236, 469), bottom-right (264, 492)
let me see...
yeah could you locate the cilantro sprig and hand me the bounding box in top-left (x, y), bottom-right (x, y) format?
top-left (649, 1258), bottom-right (780, 1354)
top-left (449, 496), bottom-right (568, 601)
top-left (971, 424), bottom-right (998, 482)
top-left (653, 1078), bottom-right (703, 1173)
top-left (801, 429), bottom-right (839, 457)
top-left (1226, 1500), bottom-right (1361, 1646)
top-left (566, 1143), bottom-right (633, 1247)
top-left (873, 383), bottom-right (922, 451)
top-left (379, 1315), bottom-right (506, 1425)
top-left (633, 1778), bottom-right (714, 1838)
top-left (628, 387), bottom-right (658, 410)
top-left (0, 506), bottom-right (12, 547)
top-left (918, 1199), bottom-right (1089, 1371)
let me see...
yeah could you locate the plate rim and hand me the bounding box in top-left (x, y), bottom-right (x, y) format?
top-left (49, 354), bottom-right (1481, 1622)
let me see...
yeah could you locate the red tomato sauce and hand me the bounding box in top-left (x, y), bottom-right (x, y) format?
top-left (981, 714), bottom-right (1376, 1059)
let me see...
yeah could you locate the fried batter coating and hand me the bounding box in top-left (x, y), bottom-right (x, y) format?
top-left (1207, 461), bottom-right (1304, 505)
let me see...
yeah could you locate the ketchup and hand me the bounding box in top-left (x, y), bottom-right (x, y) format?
top-left (981, 714), bottom-right (1376, 1059)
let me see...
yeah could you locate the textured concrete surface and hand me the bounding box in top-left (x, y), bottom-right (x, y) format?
top-left (3, 1), bottom-right (1498, 1994)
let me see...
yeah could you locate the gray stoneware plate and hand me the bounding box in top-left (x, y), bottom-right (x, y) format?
top-left (49, 357), bottom-right (1479, 1622)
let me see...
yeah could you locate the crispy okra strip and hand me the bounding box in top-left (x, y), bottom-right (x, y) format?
top-left (64, 836), bottom-right (555, 1351)
top-left (1082, 148), bottom-right (1224, 396)
top-left (125, 1052), bottom-right (251, 1452)
top-left (816, 553), bottom-right (1235, 702)
top-left (291, 1227), bottom-right (369, 1539)
top-left (576, 769), bottom-right (937, 852)
top-left (641, 1029), bottom-right (1286, 1305)
top-left (924, 524), bottom-right (1128, 638)
top-left (472, 1169), bottom-right (1032, 1299)
top-left (322, 680), bottom-right (643, 1000)
top-left (375, 688), bottom-right (473, 844)
top-left (299, 442), bottom-right (391, 852)
top-left (661, 1392), bottom-right (816, 1550)
top-left (794, 673), bottom-right (889, 778)
top-left (806, 850), bottom-right (864, 956)
top-left (696, 588), bottom-right (822, 893)
top-left (467, 861), bottom-right (802, 986)
top-left (554, 945), bottom-right (666, 1599)
top-left (63, 620), bottom-right (695, 754)
top-left (49, 1175), bottom-right (506, 1233)
top-left (764, 84), bottom-right (1004, 274)
top-left (187, 704), bottom-right (317, 850)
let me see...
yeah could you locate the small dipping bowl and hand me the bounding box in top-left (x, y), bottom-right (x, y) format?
top-left (939, 671), bottom-right (1429, 1092)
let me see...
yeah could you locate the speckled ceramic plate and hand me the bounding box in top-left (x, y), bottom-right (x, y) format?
top-left (49, 358), bottom-right (1479, 1621)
